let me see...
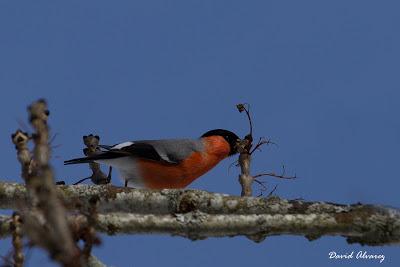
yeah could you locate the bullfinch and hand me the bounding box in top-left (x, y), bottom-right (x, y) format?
top-left (64, 129), bottom-right (240, 189)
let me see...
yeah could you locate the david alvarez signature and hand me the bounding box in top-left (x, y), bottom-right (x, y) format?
top-left (329, 251), bottom-right (385, 263)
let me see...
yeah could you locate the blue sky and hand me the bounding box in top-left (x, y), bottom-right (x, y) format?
top-left (0, 1), bottom-right (399, 266)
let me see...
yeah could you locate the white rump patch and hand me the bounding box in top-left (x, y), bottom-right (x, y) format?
top-left (112, 141), bottom-right (134, 150)
top-left (95, 157), bottom-right (145, 188)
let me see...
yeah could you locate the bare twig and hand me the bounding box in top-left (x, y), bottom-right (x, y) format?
top-left (266, 184), bottom-right (278, 197)
top-left (73, 177), bottom-right (92, 185)
top-left (12, 99), bottom-right (80, 267)
top-left (254, 172), bottom-right (296, 179)
top-left (73, 135), bottom-right (111, 185)
top-left (10, 213), bottom-right (24, 267)
top-left (80, 197), bottom-right (101, 263)
top-left (11, 130), bottom-right (32, 182)
top-left (236, 137), bottom-right (254, 196)
top-left (253, 179), bottom-right (268, 192)
top-left (235, 103), bottom-right (294, 196)
top-left (236, 103), bottom-right (253, 137)
top-left (254, 166), bottom-right (297, 180)
top-left (253, 179), bottom-right (268, 197)
top-left (236, 103), bottom-right (256, 196)
top-left (250, 137), bottom-right (277, 155)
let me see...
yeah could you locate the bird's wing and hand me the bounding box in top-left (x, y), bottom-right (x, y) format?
top-left (116, 139), bottom-right (205, 164)
top-left (65, 138), bottom-right (205, 165)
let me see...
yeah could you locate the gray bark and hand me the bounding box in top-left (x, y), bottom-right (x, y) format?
top-left (0, 182), bottom-right (399, 246)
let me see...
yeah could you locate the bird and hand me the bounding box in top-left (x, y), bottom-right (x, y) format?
top-left (64, 129), bottom-right (240, 189)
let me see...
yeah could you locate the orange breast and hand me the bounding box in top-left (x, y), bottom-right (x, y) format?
top-left (138, 136), bottom-right (230, 189)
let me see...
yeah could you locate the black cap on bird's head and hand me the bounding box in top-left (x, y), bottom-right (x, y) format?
top-left (201, 129), bottom-right (240, 155)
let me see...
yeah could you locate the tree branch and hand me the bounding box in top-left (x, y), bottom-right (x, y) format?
top-left (0, 182), bottom-right (399, 246)
top-left (10, 212), bottom-right (24, 267)
top-left (235, 103), bottom-right (295, 197)
top-left (12, 99), bottom-right (79, 266)
top-left (73, 134), bottom-right (111, 185)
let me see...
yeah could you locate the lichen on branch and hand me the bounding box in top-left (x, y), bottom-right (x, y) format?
top-left (0, 182), bottom-right (399, 246)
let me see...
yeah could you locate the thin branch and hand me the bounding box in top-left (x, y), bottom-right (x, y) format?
top-left (71, 135), bottom-right (112, 185)
top-left (253, 180), bottom-right (278, 197)
top-left (254, 166), bottom-right (296, 180)
top-left (10, 213), bottom-right (24, 267)
top-left (235, 103), bottom-right (294, 196)
top-left (236, 103), bottom-right (253, 137)
top-left (254, 172), bottom-right (296, 179)
top-left (253, 179), bottom-right (268, 192)
top-left (12, 99), bottom-right (79, 267)
top-left (83, 135), bottom-right (112, 185)
top-left (236, 103), bottom-right (257, 196)
top-left (73, 177), bottom-right (92, 185)
top-left (236, 137), bottom-right (253, 196)
top-left (266, 184), bottom-right (278, 197)
top-left (11, 130), bottom-right (32, 181)
top-left (250, 137), bottom-right (277, 155)
top-left (80, 197), bottom-right (101, 262)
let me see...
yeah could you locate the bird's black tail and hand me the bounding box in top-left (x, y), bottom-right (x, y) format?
top-left (64, 151), bottom-right (126, 165)
top-left (64, 157), bottom-right (94, 165)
